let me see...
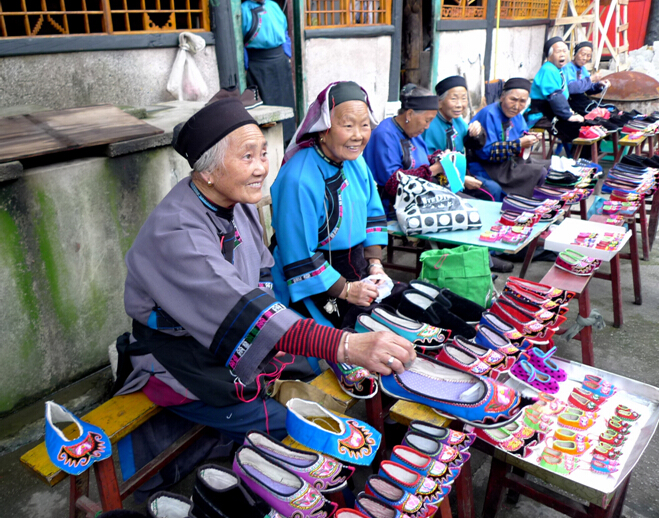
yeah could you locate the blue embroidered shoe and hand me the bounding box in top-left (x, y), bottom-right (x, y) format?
top-left (378, 460), bottom-right (446, 506)
top-left (391, 445), bottom-right (461, 487)
top-left (327, 361), bottom-right (379, 400)
top-left (379, 354), bottom-right (531, 429)
top-left (369, 308), bottom-right (451, 351)
top-left (285, 398), bottom-right (381, 466)
top-left (45, 401), bottom-right (111, 475)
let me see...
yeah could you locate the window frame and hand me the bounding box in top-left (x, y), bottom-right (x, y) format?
top-left (305, 0), bottom-right (392, 30)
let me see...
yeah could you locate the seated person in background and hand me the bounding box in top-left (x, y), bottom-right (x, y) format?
top-left (469, 78), bottom-right (549, 201)
top-left (563, 41), bottom-right (611, 115)
top-left (362, 84), bottom-right (441, 205)
top-left (115, 98), bottom-right (414, 441)
top-left (423, 75), bottom-right (492, 200)
top-left (526, 37), bottom-right (584, 144)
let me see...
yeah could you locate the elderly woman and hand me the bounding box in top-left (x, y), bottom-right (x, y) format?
top-left (272, 81), bottom-right (404, 330)
top-left (469, 78), bottom-right (549, 201)
top-left (526, 37), bottom-right (584, 143)
top-left (114, 98), bottom-right (414, 441)
top-left (422, 75), bottom-right (491, 199)
top-left (362, 84), bottom-right (441, 203)
top-left (562, 41), bottom-right (611, 115)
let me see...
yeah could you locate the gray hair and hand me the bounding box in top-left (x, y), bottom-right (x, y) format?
top-left (192, 135), bottom-right (231, 176)
top-left (398, 84), bottom-right (435, 115)
top-left (547, 46), bottom-right (554, 58)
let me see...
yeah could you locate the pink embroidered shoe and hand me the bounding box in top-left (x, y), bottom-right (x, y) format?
top-left (615, 405), bottom-right (641, 422)
top-left (582, 375), bottom-right (616, 398)
top-left (524, 347), bottom-right (567, 382)
top-left (509, 360), bottom-right (560, 394)
top-left (378, 461), bottom-right (446, 506)
top-left (475, 427), bottom-right (525, 454)
top-left (364, 475), bottom-right (438, 518)
top-left (568, 392), bottom-right (601, 413)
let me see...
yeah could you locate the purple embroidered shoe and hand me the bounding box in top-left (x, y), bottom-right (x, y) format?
top-left (524, 347), bottom-right (567, 382)
top-left (509, 360), bottom-right (560, 394)
top-left (327, 361), bottom-right (379, 399)
top-left (408, 421), bottom-right (476, 451)
top-left (244, 430), bottom-right (354, 493)
top-left (378, 460), bottom-right (446, 506)
top-left (355, 493), bottom-right (413, 518)
top-left (233, 446), bottom-right (337, 518)
top-left (391, 444), bottom-right (461, 486)
top-left (364, 475), bottom-right (438, 518)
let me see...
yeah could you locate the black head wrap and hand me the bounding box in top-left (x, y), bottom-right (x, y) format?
top-left (173, 98), bottom-right (257, 167)
top-left (400, 84), bottom-right (439, 111)
top-left (574, 41), bottom-right (593, 55)
top-left (503, 77), bottom-right (532, 92)
top-left (328, 81), bottom-right (367, 108)
top-left (544, 36), bottom-right (564, 57)
top-left (435, 76), bottom-right (467, 97)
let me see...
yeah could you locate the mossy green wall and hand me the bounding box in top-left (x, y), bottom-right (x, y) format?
top-left (0, 150), bottom-right (189, 415)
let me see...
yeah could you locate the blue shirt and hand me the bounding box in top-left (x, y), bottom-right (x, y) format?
top-left (563, 61), bottom-right (598, 95)
top-left (363, 117), bottom-right (430, 187)
top-left (423, 113), bottom-right (469, 154)
top-left (469, 102), bottom-right (528, 177)
top-left (241, 0), bottom-right (288, 49)
top-left (271, 147), bottom-right (387, 305)
top-left (528, 61), bottom-right (569, 126)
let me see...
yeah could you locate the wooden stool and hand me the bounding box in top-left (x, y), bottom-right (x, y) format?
top-left (572, 135), bottom-right (604, 164)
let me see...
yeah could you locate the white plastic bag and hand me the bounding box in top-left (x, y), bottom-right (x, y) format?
top-left (362, 274), bottom-right (394, 303)
top-left (166, 32), bottom-right (209, 101)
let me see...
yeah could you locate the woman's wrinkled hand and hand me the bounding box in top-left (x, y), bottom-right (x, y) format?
top-left (568, 113), bottom-right (584, 123)
top-left (468, 121), bottom-right (482, 136)
top-left (346, 281), bottom-right (380, 306)
top-left (345, 331), bottom-right (416, 375)
top-left (519, 134), bottom-right (538, 148)
top-left (429, 161), bottom-right (444, 177)
top-left (464, 176), bottom-right (482, 190)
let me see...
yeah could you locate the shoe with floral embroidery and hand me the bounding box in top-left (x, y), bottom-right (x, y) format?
top-left (379, 354), bottom-right (531, 429)
top-left (568, 392), bottom-right (601, 413)
top-left (244, 430), bottom-right (354, 493)
top-left (599, 430), bottom-right (626, 447)
top-left (233, 446), bottom-right (337, 518)
top-left (548, 439), bottom-right (591, 456)
top-left (434, 343), bottom-right (492, 376)
top-left (391, 445), bottom-right (461, 487)
top-left (474, 427), bottom-right (525, 454)
top-left (523, 407), bottom-right (551, 433)
top-left (591, 458), bottom-right (619, 475)
top-left (478, 312), bottom-right (534, 351)
top-left (537, 447), bottom-right (579, 475)
top-left (407, 421), bottom-right (476, 452)
top-left (370, 308), bottom-right (451, 352)
top-left (571, 387), bottom-right (606, 407)
top-left (364, 475), bottom-right (438, 518)
top-left (401, 431), bottom-right (469, 473)
top-left (378, 460), bottom-right (446, 506)
top-left (615, 405), bottom-right (641, 422)
top-left (452, 336), bottom-right (509, 370)
top-left (607, 417), bottom-right (632, 435)
top-left (553, 428), bottom-right (591, 447)
top-left (534, 393), bottom-right (567, 415)
top-left (327, 361), bottom-right (379, 400)
top-left (582, 375), bottom-right (616, 398)
top-left (557, 412), bottom-right (595, 431)
top-left (356, 493), bottom-right (415, 518)
top-left (285, 399), bottom-right (381, 466)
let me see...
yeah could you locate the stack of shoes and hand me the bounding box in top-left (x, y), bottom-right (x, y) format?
top-left (533, 185), bottom-right (590, 205)
top-left (482, 277), bottom-right (574, 352)
top-left (621, 153), bottom-right (659, 169)
top-left (601, 162), bottom-right (657, 196)
top-left (501, 195), bottom-right (565, 222)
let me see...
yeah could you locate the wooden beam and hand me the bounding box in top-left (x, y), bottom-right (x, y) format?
top-left (619, 0), bottom-right (628, 5)
top-left (555, 15), bottom-right (595, 24)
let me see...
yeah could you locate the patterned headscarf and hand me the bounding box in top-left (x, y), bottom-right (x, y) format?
top-left (283, 81), bottom-right (379, 164)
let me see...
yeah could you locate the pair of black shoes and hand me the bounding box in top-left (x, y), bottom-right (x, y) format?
top-left (397, 280), bottom-right (484, 338)
top-left (101, 465), bottom-right (271, 518)
top-left (621, 154), bottom-right (659, 170)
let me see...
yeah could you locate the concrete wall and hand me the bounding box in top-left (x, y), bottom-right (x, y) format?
top-left (0, 47), bottom-right (220, 110)
top-left (434, 26), bottom-right (546, 116)
top-left (0, 150), bottom-right (191, 414)
top-left (303, 36), bottom-right (392, 120)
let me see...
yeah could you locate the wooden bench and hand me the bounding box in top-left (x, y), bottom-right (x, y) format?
top-left (389, 401), bottom-right (475, 518)
top-left (20, 392), bottom-right (207, 518)
top-left (571, 135), bottom-right (604, 164)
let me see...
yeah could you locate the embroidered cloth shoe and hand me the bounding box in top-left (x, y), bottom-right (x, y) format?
top-left (408, 421), bottom-right (475, 451)
top-left (567, 392), bottom-right (600, 413)
top-left (400, 432), bottom-right (465, 479)
top-left (537, 447), bottom-right (579, 475)
top-left (285, 398), bottom-right (381, 465)
top-left (591, 458), bottom-right (619, 475)
top-left (452, 336), bottom-right (508, 370)
top-left (391, 445), bottom-right (459, 488)
top-left (407, 280), bottom-right (453, 309)
top-left (148, 492), bottom-right (195, 518)
top-left (434, 343), bottom-right (492, 376)
top-left (192, 464), bottom-right (276, 518)
top-left (557, 412), bottom-right (595, 431)
top-left (509, 360), bottom-right (560, 394)
top-left (474, 427), bottom-right (525, 454)
top-left (233, 446), bottom-right (337, 518)
top-left (327, 360), bottom-right (379, 400)
top-left (615, 405), bottom-right (641, 422)
top-left (398, 290), bottom-right (477, 339)
top-left (506, 277), bottom-right (575, 304)
top-left (244, 430), bottom-right (354, 493)
top-left (356, 492), bottom-right (415, 518)
top-left (370, 308), bottom-right (450, 351)
top-left (379, 354), bottom-right (530, 428)
top-left (378, 461), bottom-right (446, 506)
top-left (473, 326), bottom-right (521, 359)
top-left (478, 312), bottom-right (534, 351)
top-left (364, 475), bottom-right (437, 518)
top-left (582, 375), bottom-right (616, 398)
top-left (548, 439), bottom-right (591, 456)
top-left (523, 407), bottom-right (551, 433)
top-left (436, 286), bottom-right (486, 323)
top-left (44, 401), bottom-right (111, 476)
top-left (524, 346), bottom-right (567, 381)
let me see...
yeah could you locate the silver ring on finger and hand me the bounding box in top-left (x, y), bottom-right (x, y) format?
top-left (387, 356), bottom-right (395, 366)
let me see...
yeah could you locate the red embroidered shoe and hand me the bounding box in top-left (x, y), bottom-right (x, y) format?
top-left (615, 405), bottom-right (641, 422)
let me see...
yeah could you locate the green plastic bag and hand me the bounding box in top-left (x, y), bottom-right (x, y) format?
top-left (419, 246), bottom-right (495, 308)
